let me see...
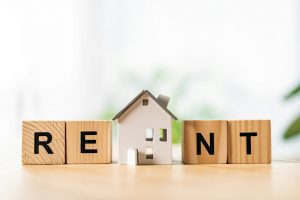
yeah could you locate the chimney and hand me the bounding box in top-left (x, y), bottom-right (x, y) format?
top-left (157, 94), bottom-right (170, 108)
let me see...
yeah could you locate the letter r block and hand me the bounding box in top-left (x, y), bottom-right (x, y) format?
top-left (228, 120), bottom-right (271, 164)
top-left (182, 120), bottom-right (227, 164)
top-left (66, 121), bottom-right (112, 164)
top-left (22, 121), bottom-right (65, 165)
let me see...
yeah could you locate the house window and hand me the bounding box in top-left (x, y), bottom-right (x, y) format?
top-left (142, 99), bottom-right (148, 106)
top-left (146, 147), bottom-right (153, 159)
top-left (146, 128), bottom-right (154, 141)
top-left (160, 129), bottom-right (167, 142)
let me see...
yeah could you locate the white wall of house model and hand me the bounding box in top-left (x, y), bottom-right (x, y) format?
top-left (113, 90), bottom-right (177, 165)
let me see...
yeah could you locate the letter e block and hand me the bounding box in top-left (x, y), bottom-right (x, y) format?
top-left (182, 120), bottom-right (227, 164)
top-left (66, 121), bottom-right (112, 164)
top-left (22, 121), bottom-right (65, 165)
top-left (228, 120), bottom-right (271, 164)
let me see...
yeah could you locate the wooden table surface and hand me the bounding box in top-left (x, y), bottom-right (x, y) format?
top-left (1, 137), bottom-right (300, 200)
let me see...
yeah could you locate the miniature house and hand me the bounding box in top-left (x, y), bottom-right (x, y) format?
top-left (113, 90), bottom-right (177, 165)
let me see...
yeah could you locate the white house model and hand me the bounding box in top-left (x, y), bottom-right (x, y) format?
top-left (113, 90), bottom-right (177, 165)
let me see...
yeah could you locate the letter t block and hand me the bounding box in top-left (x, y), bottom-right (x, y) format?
top-left (228, 120), bottom-right (271, 164)
top-left (22, 121), bottom-right (65, 165)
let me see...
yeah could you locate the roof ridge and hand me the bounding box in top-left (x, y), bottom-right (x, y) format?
top-left (112, 90), bottom-right (177, 120)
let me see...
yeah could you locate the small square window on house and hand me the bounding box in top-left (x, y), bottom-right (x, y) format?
top-left (160, 129), bottom-right (167, 141)
top-left (146, 147), bottom-right (153, 159)
top-left (146, 128), bottom-right (154, 141)
top-left (142, 99), bottom-right (148, 105)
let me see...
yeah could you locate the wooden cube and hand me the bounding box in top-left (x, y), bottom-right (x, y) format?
top-left (228, 120), bottom-right (271, 164)
top-left (182, 120), bottom-right (227, 164)
top-left (66, 121), bottom-right (112, 164)
top-left (22, 121), bottom-right (65, 165)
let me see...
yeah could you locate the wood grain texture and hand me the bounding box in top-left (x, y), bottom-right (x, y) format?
top-left (7, 163), bottom-right (300, 200)
top-left (66, 121), bottom-right (112, 164)
top-left (22, 121), bottom-right (65, 165)
top-left (182, 120), bottom-right (227, 164)
top-left (228, 120), bottom-right (271, 164)
top-left (3, 136), bottom-right (300, 200)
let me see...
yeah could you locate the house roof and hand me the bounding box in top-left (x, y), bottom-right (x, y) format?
top-left (112, 90), bottom-right (178, 120)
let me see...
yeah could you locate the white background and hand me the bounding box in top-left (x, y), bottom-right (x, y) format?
top-left (0, 0), bottom-right (299, 159)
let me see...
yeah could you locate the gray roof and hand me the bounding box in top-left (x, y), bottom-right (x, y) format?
top-left (112, 90), bottom-right (177, 120)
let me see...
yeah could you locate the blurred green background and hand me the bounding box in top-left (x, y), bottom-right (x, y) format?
top-left (284, 83), bottom-right (300, 140)
top-left (1, 0), bottom-right (300, 160)
top-left (99, 68), bottom-right (222, 144)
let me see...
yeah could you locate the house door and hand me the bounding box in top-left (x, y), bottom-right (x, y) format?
top-left (127, 148), bottom-right (138, 165)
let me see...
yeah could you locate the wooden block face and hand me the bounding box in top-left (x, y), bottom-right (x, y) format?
top-left (228, 120), bottom-right (271, 164)
top-left (182, 120), bottom-right (227, 164)
top-left (22, 121), bottom-right (65, 165)
top-left (66, 121), bottom-right (112, 164)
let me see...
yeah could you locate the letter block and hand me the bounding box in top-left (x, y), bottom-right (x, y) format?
top-left (22, 121), bottom-right (65, 165)
top-left (228, 120), bottom-right (271, 164)
top-left (66, 121), bottom-right (112, 164)
top-left (182, 120), bottom-right (227, 164)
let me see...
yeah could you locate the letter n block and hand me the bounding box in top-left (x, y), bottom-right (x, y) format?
top-left (228, 120), bottom-right (271, 164)
top-left (22, 121), bottom-right (65, 165)
top-left (182, 120), bottom-right (227, 164)
top-left (66, 121), bottom-right (112, 164)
